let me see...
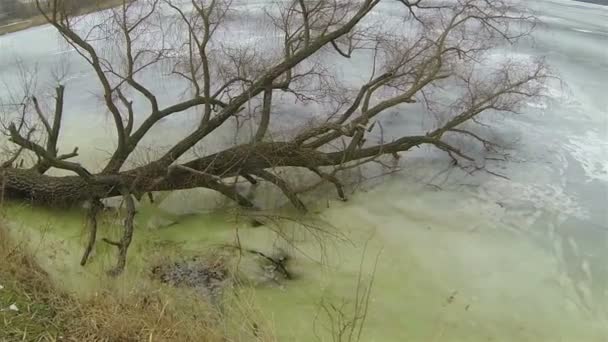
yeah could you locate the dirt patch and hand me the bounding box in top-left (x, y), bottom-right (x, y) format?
top-left (150, 248), bottom-right (293, 304)
top-left (152, 255), bottom-right (230, 304)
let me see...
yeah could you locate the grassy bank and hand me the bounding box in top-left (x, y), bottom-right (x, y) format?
top-left (0, 251), bottom-right (62, 341)
top-left (0, 223), bottom-right (235, 342)
top-left (0, 0), bottom-right (124, 36)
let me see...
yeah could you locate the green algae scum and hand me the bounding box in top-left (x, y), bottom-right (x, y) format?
top-left (3, 177), bottom-right (606, 341)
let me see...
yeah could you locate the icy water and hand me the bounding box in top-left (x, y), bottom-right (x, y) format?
top-left (1, 0), bottom-right (607, 340)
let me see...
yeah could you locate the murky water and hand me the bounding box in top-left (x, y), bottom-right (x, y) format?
top-left (1, 0), bottom-right (607, 340)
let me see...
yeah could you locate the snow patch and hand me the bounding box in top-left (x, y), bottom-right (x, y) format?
top-left (527, 101), bottom-right (548, 109)
top-left (565, 131), bottom-right (608, 183)
top-left (477, 178), bottom-right (588, 221)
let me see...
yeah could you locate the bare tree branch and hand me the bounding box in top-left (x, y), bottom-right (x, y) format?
top-left (0, 0), bottom-right (546, 275)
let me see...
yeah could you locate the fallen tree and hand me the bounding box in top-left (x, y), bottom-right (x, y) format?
top-left (0, 0), bottom-right (546, 274)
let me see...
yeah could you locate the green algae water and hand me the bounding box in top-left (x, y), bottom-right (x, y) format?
top-left (4, 176), bottom-right (607, 341)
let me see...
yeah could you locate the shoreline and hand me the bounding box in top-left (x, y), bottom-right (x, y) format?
top-left (574, 0), bottom-right (608, 4)
top-left (1, 0), bottom-right (604, 37)
top-left (0, 0), bottom-right (123, 36)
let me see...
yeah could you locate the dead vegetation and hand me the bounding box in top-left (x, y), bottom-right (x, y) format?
top-left (0, 222), bottom-right (253, 342)
top-left (313, 236), bottom-right (380, 342)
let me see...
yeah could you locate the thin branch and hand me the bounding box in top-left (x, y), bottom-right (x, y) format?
top-left (106, 188), bottom-right (136, 276)
top-left (80, 198), bottom-right (103, 266)
top-left (250, 169), bottom-right (307, 213)
top-left (8, 123), bottom-right (91, 179)
top-left (309, 167), bottom-right (347, 201)
top-left (253, 86), bottom-right (273, 142)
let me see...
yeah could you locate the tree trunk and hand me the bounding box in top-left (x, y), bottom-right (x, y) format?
top-left (0, 168), bottom-right (104, 205)
top-left (0, 139), bottom-right (428, 205)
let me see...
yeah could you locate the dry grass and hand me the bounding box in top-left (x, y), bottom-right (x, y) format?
top-left (0, 224), bottom-right (63, 342)
top-left (0, 223), bottom-right (230, 342)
